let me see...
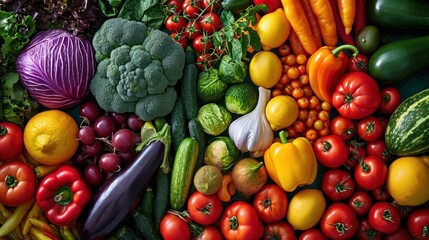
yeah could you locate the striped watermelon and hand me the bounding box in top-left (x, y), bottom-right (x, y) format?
top-left (385, 88), bottom-right (429, 156)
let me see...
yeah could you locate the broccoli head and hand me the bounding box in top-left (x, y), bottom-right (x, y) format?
top-left (90, 18), bottom-right (185, 121)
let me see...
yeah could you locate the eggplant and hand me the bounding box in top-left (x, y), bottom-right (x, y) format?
top-left (79, 124), bottom-right (171, 240)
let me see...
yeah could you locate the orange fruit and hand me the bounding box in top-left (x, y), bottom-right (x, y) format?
top-left (24, 110), bottom-right (79, 165)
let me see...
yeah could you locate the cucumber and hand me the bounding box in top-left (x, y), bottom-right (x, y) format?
top-left (188, 118), bottom-right (206, 172)
top-left (170, 97), bottom-right (188, 153)
top-left (132, 211), bottom-right (162, 240)
top-left (385, 88), bottom-right (429, 156)
top-left (139, 187), bottom-right (154, 217)
top-left (222, 0), bottom-right (253, 14)
top-left (181, 64), bottom-right (199, 121)
top-left (368, 35), bottom-right (429, 83)
top-left (108, 225), bottom-right (141, 240)
top-left (184, 45), bottom-right (196, 65)
top-left (170, 138), bottom-right (199, 210)
top-left (153, 167), bottom-right (170, 229)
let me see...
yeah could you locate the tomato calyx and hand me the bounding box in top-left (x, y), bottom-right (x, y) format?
top-left (0, 126), bottom-right (8, 136)
top-left (335, 175), bottom-right (353, 193)
top-left (352, 199), bottom-right (364, 208)
top-left (364, 121), bottom-right (375, 134)
top-left (5, 175), bottom-right (18, 188)
top-left (262, 197), bottom-right (272, 208)
top-left (423, 226), bottom-right (429, 237)
top-left (364, 229), bottom-right (379, 238)
top-left (167, 209), bottom-right (192, 223)
top-left (197, 203), bottom-right (213, 215)
top-left (331, 222), bottom-right (352, 236)
top-left (229, 216), bottom-right (239, 230)
top-left (359, 159), bottom-right (370, 173)
top-left (344, 93), bottom-right (354, 104)
top-left (321, 140), bottom-right (332, 152)
top-left (382, 209), bottom-right (396, 223)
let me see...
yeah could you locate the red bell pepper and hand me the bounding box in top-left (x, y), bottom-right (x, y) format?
top-left (36, 164), bottom-right (92, 226)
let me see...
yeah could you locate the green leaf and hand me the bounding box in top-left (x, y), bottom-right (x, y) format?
top-left (142, 5), bottom-right (166, 29)
top-left (118, 0), bottom-right (159, 20)
top-left (240, 33), bottom-right (250, 57)
top-left (231, 38), bottom-right (242, 63)
top-left (213, 31), bottom-right (224, 48)
top-left (248, 29), bottom-right (261, 52)
top-left (97, 0), bottom-right (121, 17)
top-left (223, 25), bottom-right (235, 42)
top-left (220, 10), bottom-right (235, 27)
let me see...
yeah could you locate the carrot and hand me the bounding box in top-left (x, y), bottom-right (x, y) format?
top-left (281, 0), bottom-right (318, 55)
top-left (337, 0), bottom-right (356, 35)
top-left (309, 0), bottom-right (338, 46)
top-left (353, 0), bottom-right (367, 35)
top-left (329, 0), bottom-right (356, 45)
top-left (301, 0), bottom-right (323, 48)
top-left (288, 28), bottom-right (309, 56)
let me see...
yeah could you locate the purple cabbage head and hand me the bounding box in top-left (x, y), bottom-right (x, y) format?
top-left (16, 29), bottom-right (95, 109)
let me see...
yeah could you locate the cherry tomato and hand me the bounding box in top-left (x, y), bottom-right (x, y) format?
top-left (165, 0), bottom-right (183, 14)
top-left (194, 225), bottom-right (223, 240)
top-left (193, 35), bottom-right (213, 53)
top-left (348, 190), bottom-right (373, 216)
top-left (321, 168), bottom-right (356, 201)
top-left (407, 208), bottom-right (429, 240)
top-left (299, 228), bottom-right (328, 240)
top-left (384, 227), bottom-right (413, 240)
top-left (196, 53), bottom-right (216, 70)
top-left (170, 32), bottom-right (187, 48)
top-left (320, 203), bottom-right (358, 239)
top-left (0, 161), bottom-right (36, 206)
top-left (368, 201), bottom-right (401, 234)
top-left (357, 116), bottom-right (384, 142)
top-left (199, 12), bottom-right (222, 34)
top-left (354, 156), bottom-right (387, 190)
top-left (185, 21), bottom-right (202, 40)
top-left (0, 122), bottom-right (23, 162)
top-left (182, 0), bottom-right (202, 18)
top-left (160, 211), bottom-right (191, 240)
top-left (357, 218), bottom-right (382, 240)
top-left (201, 0), bottom-right (220, 12)
top-left (347, 53), bottom-right (369, 73)
top-left (262, 222), bottom-right (296, 240)
top-left (165, 14), bottom-right (187, 32)
top-left (253, 184), bottom-right (288, 223)
top-left (220, 201), bottom-right (264, 240)
top-left (379, 86), bottom-right (401, 115)
top-left (313, 134), bottom-right (349, 168)
top-left (278, 44), bottom-right (291, 56)
top-left (345, 141), bottom-right (367, 170)
top-left (371, 185), bottom-right (392, 201)
top-left (329, 115), bottom-right (356, 141)
top-left (187, 192), bottom-right (223, 225)
top-left (365, 138), bottom-right (392, 161)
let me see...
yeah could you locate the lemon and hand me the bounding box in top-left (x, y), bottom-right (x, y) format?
top-left (386, 156), bottom-right (429, 206)
top-left (256, 8), bottom-right (291, 50)
top-left (24, 110), bottom-right (79, 165)
top-left (287, 189), bottom-right (326, 230)
top-left (249, 50), bottom-right (282, 88)
top-left (265, 95), bottom-right (299, 131)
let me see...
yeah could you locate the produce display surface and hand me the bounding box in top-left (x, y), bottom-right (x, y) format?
top-left (1, 0), bottom-right (429, 239)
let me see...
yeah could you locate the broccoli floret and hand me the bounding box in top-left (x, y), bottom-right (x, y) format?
top-left (89, 18), bottom-right (185, 121)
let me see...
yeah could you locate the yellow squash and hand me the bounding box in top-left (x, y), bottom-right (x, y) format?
top-left (263, 131), bottom-right (318, 192)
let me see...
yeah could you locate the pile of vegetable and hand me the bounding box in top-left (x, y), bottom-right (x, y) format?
top-left (1, 0), bottom-right (429, 239)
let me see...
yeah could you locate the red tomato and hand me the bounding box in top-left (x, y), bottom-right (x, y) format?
top-left (166, 0), bottom-right (183, 14)
top-left (262, 222), bottom-right (296, 240)
top-left (357, 116), bottom-right (384, 142)
top-left (332, 72), bottom-right (382, 120)
top-left (160, 211), bottom-right (192, 240)
top-left (170, 32), bottom-right (187, 48)
top-left (329, 115), bottom-right (356, 141)
top-left (378, 116), bottom-right (388, 133)
top-left (193, 35), bottom-right (213, 53)
top-left (320, 203), bottom-right (358, 239)
top-left (0, 122), bottom-right (23, 162)
top-left (185, 21), bottom-right (202, 40)
top-left (371, 185), bottom-right (392, 201)
top-left (196, 53), bottom-right (216, 70)
top-left (365, 138), bottom-right (392, 161)
top-left (201, 0), bottom-right (221, 12)
top-left (407, 208), bottom-right (429, 240)
top-left (354, 156), bottom-right (387, 190)
top-left (0, 161), bottom-right (36, 206)
top-left (299, 228), bottom-right (328, 240)
top-left (278, 44), bottom-right (291, 57)
top-left (368, 201), bottom-right (401, 234)
top-left (321, 168), bottom-right (356, 201)
top-left (313, 134), bottom-right (349, 168)
top-left (182, 0), bottom-right (202, 18)
top-left (357, 218), bottom-right (382, 240)
top-left (347, 53), bottom-right (369, 73)
top-left (199, 12), bottom-right (222, 34)
top-left (348, 190), bottom-right (373, 216)
top-left (345, 141), bottom-right (367, 170)
top-left (220, 201), bottom-right (264, 240)
top-left (194, 225), bottom-right (224, 240)
top-left (253, 184), bottom-right (288, 223)
top-left (379, 86), bottom-right (401, 115)
top-left (384, 227), bottom-right (413, 240)
top-left (166, 14), bottom-right (187, 32)
top-left (187, 192), bottom-right (223, 225)
top-left (253, 0), bottom-right (282, 13)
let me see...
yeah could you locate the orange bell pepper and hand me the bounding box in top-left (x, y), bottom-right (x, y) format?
top-left (264, 131), bottom-right (318, 192)
top-left (306, 44), bottom-right (359, 103)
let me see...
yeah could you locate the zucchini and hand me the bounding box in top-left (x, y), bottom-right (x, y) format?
top-left (188, 118), bottom-right (206, 172)
top-left (181, 64), bottom-right (199, 121)
top-left (108, 225), bottom-right (141, 240)
top-left (153, 167), bottom-right (170, 229)
top-left (132, 211), bottom-right (162, 240)
top-left (367, 0), bottom-right (429, 31)
top-left (170, 97), bottom-right (188, 153)
top-left (184, 45), bottom-right (196, 65)
top-left (222, 0), bottom-right (253, 14)
top-left (139, 187), bottom-right (154, 217)
top-left (385, 88), bottom-right (429, 156)
top-left (368, 35), bottom-right (429, 83)
top-left (170, 137), bottom-right (199, 210)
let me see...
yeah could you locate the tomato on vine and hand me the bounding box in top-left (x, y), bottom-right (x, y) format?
top-left (166, 14), bottom-right (187, 32)
top-left (199, 12), bottom-right (222, 34)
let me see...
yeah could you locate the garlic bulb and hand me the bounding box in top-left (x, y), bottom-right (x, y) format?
top-left (228, 87), bottom-right (274, 154)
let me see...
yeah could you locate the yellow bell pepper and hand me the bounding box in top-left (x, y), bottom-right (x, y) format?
top-left (264, 131), bottom-right (317, 192)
